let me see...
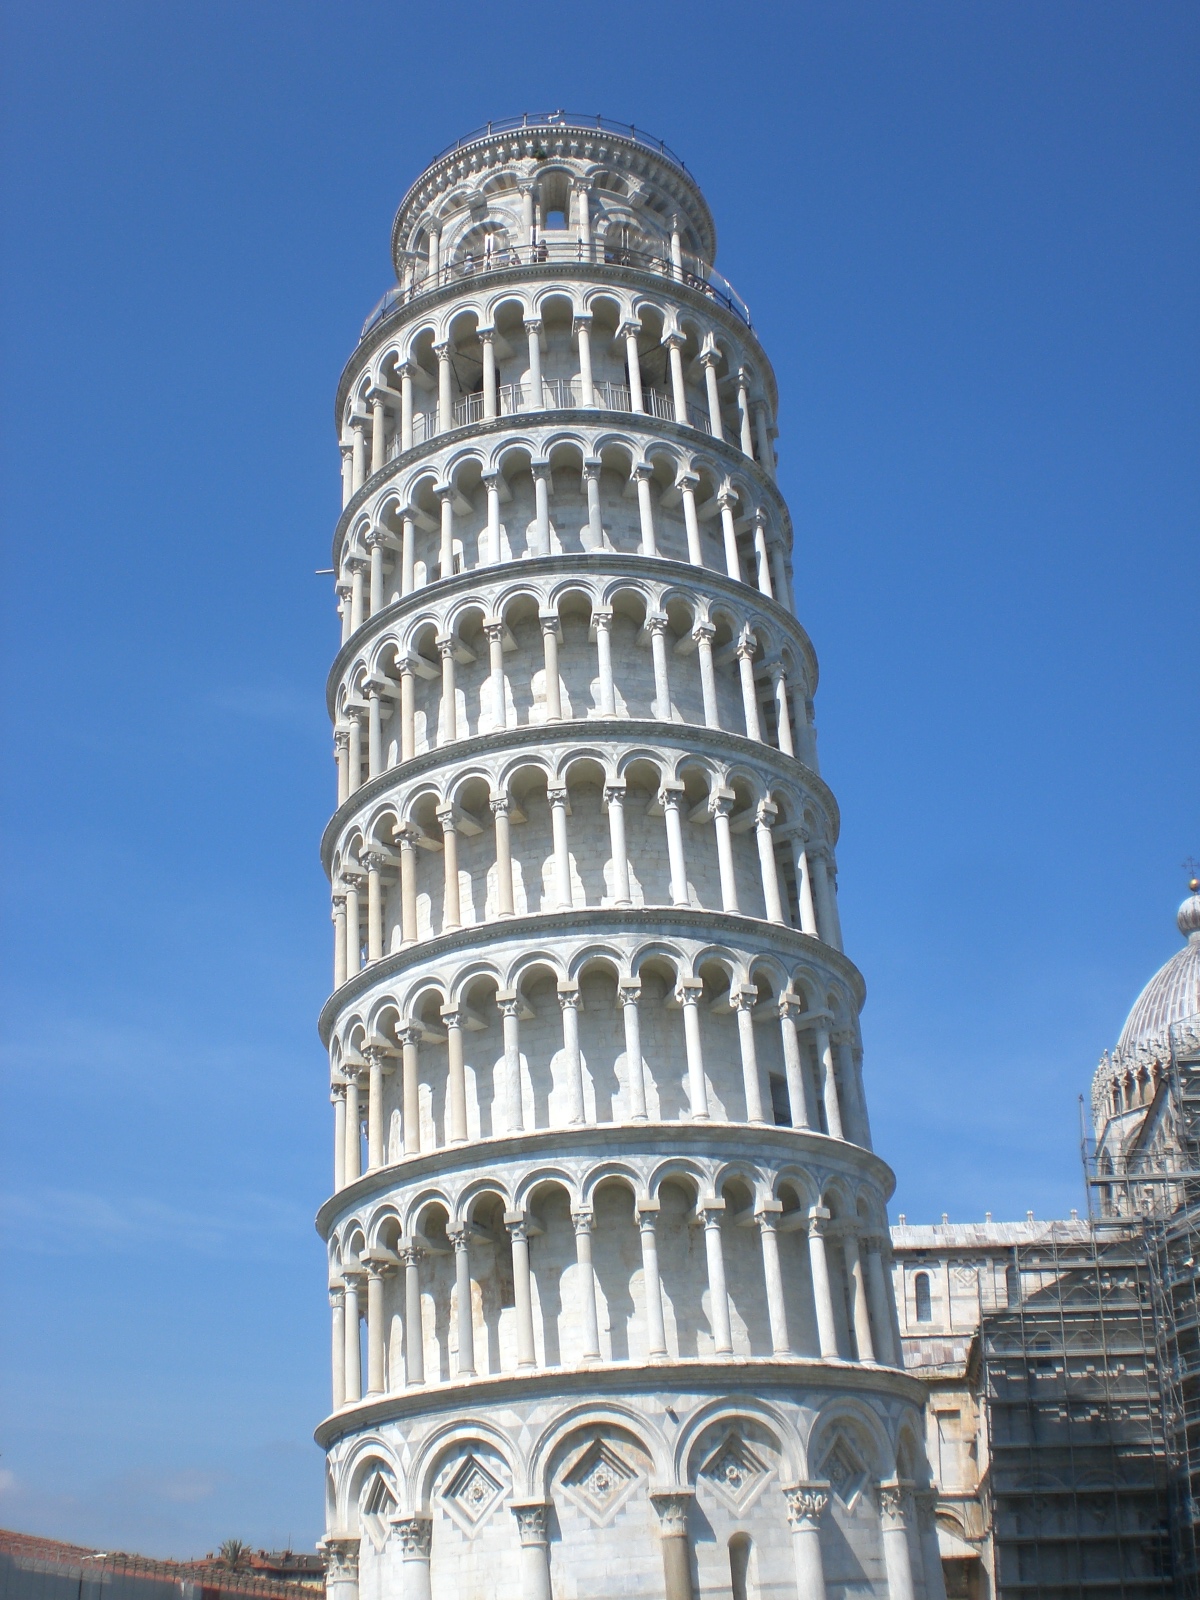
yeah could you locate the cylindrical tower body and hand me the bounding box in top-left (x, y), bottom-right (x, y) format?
top-left (318, 113), bottom-right (943, 1600)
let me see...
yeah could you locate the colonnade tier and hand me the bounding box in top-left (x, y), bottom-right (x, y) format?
top-left (320, 1129), bottom-right (898, 1406)
top-left (327, 559), bottom-right (816, 784)
top-left (335, 272), bottom-right (780, 520)
top-left (319, 119), bottom-right (945, 1600)
top-left (331, 418), bottom-right (792, 638)
top-left (325, 735), bottom-right (843, 983)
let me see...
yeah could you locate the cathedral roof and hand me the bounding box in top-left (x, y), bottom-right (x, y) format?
top-left (1115, 886), bottom-right (1200, 1058)
top-left (1090, 883), bottom-right (1200, 1129)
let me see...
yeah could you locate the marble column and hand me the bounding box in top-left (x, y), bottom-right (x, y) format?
top-left (638, 1204), bottom-right (668, 1358)
top-left (400, 1244), bottom-right (424, 1384)
top-left (343, 1274), bottom-right (362, 1401)
top-left (806, 1208), bottom-right (840, 1359)
top-left (758, 1209), bottom-right (791, 1354)
top-left (661, 784), bottom-right (690, 906)
top-left (733, 986), bottom-right (766, 1123)
top-left (330, 1286), bottom-right (346, 1408)
top-left (492, 795), bottom-right (515, 916)
top-left (782, 1483), bottom-right (830, 1600)
top-left (507, 1217), bottom-right (537, 1369)
top-left (437, 807), bottom-right (461, 930)
top-left (677, 979), bottom-right (710, 1120)
top-left (573, 1210), bottom-right (602, 1360)
top-left (650, 1491), bottom-right (695, 1600)
top-left (394, 1518), bottom-right (432, 1600)
top-left (605, 784), bottom-right (631, 904)
top-left (701, 1205), bottom-right (734, 1354)
top-left (693, 623), bottom-right (720, 727)
top-left (558, 985), bottom-right (585, 1125)
top-left (323, 1538), bottom-right (361, 1600)
top-left (511, 1503), bottom-right (553, 1600)
top-left (548, 786), bottom-right (572, 908)
top-left (449, 1225), bottom-right (475, 1376)
top-left (500, 994), bottom-right (524, 1133)
top-left (879, 1483), bottom-right (917, 1600)
top-left (399, 1025), bottom-right (421, 1155)
top-left (593, 609), bottom-right (617, 715)
top-left (620, 982), bottom-right (648, 1119)
top-left (442, 1006), bottom-right (468, 1143)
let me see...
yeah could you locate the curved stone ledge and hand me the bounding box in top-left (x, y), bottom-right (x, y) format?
top-left (318, 903), bottom-right (865, 1044)
top-left (316, 1119), bottom-right (896, 1238)
top-left (315, 1356), bottom-right (926, 1450)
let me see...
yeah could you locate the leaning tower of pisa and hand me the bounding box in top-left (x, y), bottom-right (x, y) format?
top-left (318, 114), bottom-right (945, 1600)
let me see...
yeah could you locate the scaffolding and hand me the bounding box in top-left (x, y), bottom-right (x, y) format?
top-left (1084, 1013), bottom-right (1200, 1598)
top-left (977, 1225), bottom-right (1171, 1597)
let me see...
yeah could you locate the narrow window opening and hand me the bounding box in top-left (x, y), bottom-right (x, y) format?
top-left (545, 208), bottom-right (567, 230)
top-left (914, 1271), bottom-right (932, 1322)
top-left (1005, 1263), bottom-right (1021, 1308)
top-left (769, 1074), bottom-right (791, 1127)
top-left (729, 1533), bottom-right (751, 1600)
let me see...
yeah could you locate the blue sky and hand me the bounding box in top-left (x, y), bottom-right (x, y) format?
top-left (1, 0), bottom-right (1195, 1561)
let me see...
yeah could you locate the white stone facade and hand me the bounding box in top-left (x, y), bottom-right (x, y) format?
top-left (318, 113), bottom-right (944, 1600)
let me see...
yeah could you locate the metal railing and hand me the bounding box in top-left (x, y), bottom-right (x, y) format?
top-left (386, 382), bottom-right (712, 460)
top-left (419, 111), bottom-right (692, 180)
top-left (362, 239), bottom-right (750, 336)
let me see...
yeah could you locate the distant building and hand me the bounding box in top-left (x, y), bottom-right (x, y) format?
top-left (0, 1529), bottom-right (320, 1600)
top-left (889, 884), bottom-right (1200, 1599)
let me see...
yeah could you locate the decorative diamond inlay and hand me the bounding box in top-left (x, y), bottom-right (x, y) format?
top-left (559, 1438), bottom-right (641, 1527)
top-left (820, 1437), bottom-right (867, 1510)
top-left (699, 1431), bottom-right (771, 1514)
top-left (360, 1472), bottom-right (397, 1551)
top-left (440, 1453), bottom-right (505, 1537)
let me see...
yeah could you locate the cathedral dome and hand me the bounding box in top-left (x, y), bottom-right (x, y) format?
top-left (1091, 883), bottom-right (1200, 1133)
top-left (1115, 884), bottom-right (1200, 1058)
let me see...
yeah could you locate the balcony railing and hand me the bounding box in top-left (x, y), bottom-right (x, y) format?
top-left (388, 381), bottom-right (713, 460)
top-left (419, 111), bottom-right (692, 179)
top-left (362, 239), bottom-right (751, 337)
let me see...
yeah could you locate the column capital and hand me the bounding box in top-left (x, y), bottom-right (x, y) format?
top-left (755, 798), bottom-right (779, 828)
top-left (523, 315), bottom-right (543, 334)
top-left (539, 610), bottom-right (563, 637)
top-left (618, 981), bottom-right (642, 1006)
top-left (396, 1023), bottom-right (421, 1049)
top-left (483, 619), bottom-right (505, 643)
top-left (339, 441), bottom-right (354, 463)
top-left (557, 983), bottom-right (581, 1011)
top-left (510, 1501), bottom-right (550, 1546)
top-left (878, 1479), bottom-right (912, 1527)
top-left (709, 789), bottom-right (736, 819)
top-left (619, 318), bottom-right (641, 340)
top-left (807, 1204), bottom-right (832, 1232)
top-left (603, 781), bottom-right (626, 806)
top-left (505, 1216), bottom-right (529, 1245)
top-left (571, 1209), bottom-right (594, 1235)
top-left (572, 311), bottom-right (593, 331)
top-left (446, 1223), bottom-right (470, 1252)
top-left (592, 606), bottom-right (614, 632)
top-left (632, 460), bottom-right (655, 483)
top-left (582, 455), bottom-right (602, 480)
top-left (435, 804), bottom-right (457, 832)
top-left (497, 992), bottom-right (521, 1019)
top-left (328, 1283), bottom-right (345, 1307)
top-left (361, 1042), bottom-right (392, 1069)
top-left (321, 1537), bottom-right (360, 1581)
top-left (699, 347), bottom-right (721, 369)
top-left (398, 1241), bottom-right (425, 1269)
top-left (649, 1489), bottom-right (693, 1534)
top-left (477, 325), bottom-right (495, 344)
top-left (440, 1004), bottom-right (463, 1029)
top-left (546, 784), bottom-right (569, 807)
top-left (676, 977), bottom-right (705, 1003)
top-left (662, 329), bottom-right (686, 351)
top-left (782, 1481), bottom-right (830, 1529)
top-left (691, 620), bottom-right (715, 643)
top-left (490, 793), bottom-right (510, 818)
top-left (731, 983), bottom-right (758, 1013)
top-left (431, 339), bottom-right (451, 359)
top-left (658, 780), bottom-right (685, 807)
top-left (646, 612), bottom-right (669, 637)
top-left (391, 1516), bottom-right (432, 1559)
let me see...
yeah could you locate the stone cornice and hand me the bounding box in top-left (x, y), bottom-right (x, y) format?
top-left (316, 904), bottom-right (866, 1045)
top-left (319, 715), bottom-right (839, 871)
top-left (326, 551), bottom-right (816, 709)
top-left (331, 404), bottom-right (789, 566)
top-left (315, 1119), bottom-right (896, 1240)
top-left (336, 260), bottom-right (775, 433)
top-left (313, 1356), bottom-right (926, 1450)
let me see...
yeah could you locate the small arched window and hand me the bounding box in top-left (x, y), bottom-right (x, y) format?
top-left (914, 1271), bottom-right (932, 1322)
top-left (1006, 1263), bottom-right (1022, 1308)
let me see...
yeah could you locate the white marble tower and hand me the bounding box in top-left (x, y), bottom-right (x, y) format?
top-left (318, 113), bottom-right (944, 1600)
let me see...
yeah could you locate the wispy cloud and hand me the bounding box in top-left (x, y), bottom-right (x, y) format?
top-left (204, 685), bottom-right (322, 732)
